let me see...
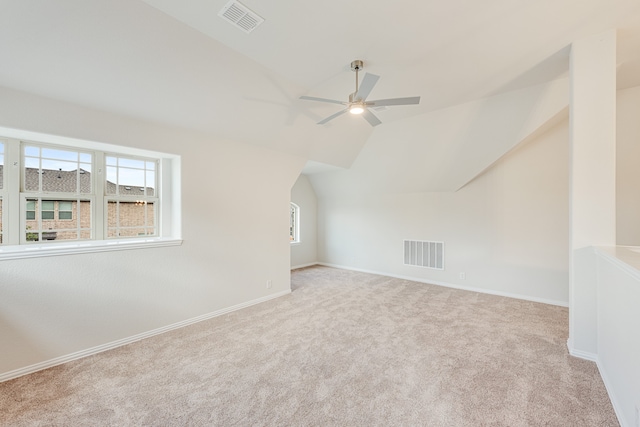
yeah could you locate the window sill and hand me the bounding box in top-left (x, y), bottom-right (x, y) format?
top-left (290, 241), bottom-right (301, 246)
top-left (0, 237), bottom-right (183, 261)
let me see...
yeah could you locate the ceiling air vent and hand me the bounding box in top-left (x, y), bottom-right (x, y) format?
top-left (218, 0), bottom-right (264, 34)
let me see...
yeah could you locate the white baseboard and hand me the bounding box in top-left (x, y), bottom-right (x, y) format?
top-left (0, 289), bottom-right (291, 383)
top-left (317, 263), bottom-right (569, 307)
top-left (291, 262), bottom-right (319, 270)
top-left (566, 341), bottom-right (598, 362)
top-left (596, 360), bottom-right (630, 427)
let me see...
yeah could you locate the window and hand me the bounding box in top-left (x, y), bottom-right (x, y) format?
top-left (59, 201), bottom-right (73, 220)
top-left (105, 155), bottom-right (157, 238)
top-left (0, 127), bottom-right (181, 259)
top-left (0, 141), bottom-right (4, 244)
top-left (25, 200), bottom-right (36, 220)
top-left (290, 203), bottom-right (300, 244)
top-left (41, 200), bottom-right (55, 220)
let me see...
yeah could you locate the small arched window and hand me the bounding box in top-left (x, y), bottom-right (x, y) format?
top-left (289, 203), bottom-right (300, 244)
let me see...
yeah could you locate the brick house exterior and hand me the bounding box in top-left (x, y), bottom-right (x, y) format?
top-left (0, 165), bottom-right (155, 242)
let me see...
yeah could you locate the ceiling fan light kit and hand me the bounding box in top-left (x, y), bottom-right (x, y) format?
top-left (300, 59), bottom-right (421, 126)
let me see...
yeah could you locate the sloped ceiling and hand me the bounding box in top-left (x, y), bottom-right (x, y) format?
top-left (0, 0), bottom-right (639, 183)
top-left (309, 79), bottom-right (569, 196)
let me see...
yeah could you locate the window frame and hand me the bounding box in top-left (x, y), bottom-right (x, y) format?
top-left (0, 127), bottom-right (182, 259)
top-left (0, 139), bottom-right (5, 244)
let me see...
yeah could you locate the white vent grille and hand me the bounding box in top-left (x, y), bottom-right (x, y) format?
top-left (404, 240), bottom-right (444, 270)
top-left (218, 1), bottom-right (264, 33)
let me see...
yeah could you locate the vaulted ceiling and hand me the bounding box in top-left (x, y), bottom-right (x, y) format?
top-left (0, 0), bottom-right (639, 175)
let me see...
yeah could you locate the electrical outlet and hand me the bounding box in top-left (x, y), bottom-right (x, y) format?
top-left (459, 272), bottom-right (466, 280)
top-left (266, 280), bottom-right (272, 289)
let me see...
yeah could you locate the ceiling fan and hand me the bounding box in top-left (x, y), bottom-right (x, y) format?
top-left (299, 60), bottom-right (420, 127)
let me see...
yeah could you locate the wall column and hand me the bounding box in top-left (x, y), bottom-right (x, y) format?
top-left (568, 30), bottom-right (617, 357)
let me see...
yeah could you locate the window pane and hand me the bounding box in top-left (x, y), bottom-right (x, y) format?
top-left (106, 156), bottom-right (117, 166)
top-left (42, 160), bottom-right (78, 193)
top-left (78, 200), bottom-right (91, 229)
top-left (107, 200), bottom-right (117, 228)
top-left (145, 171), bottom-right (155, 196)
top-left (41, 148), bottom-right (78, 162)
top-left (145, 202), bottom-right (155, 229)
top-left (79, 166), bottom-right (91, 194)
top-left (24, 146), bottom-right (39, 157)
top-left (118, 158), bottom-right (145, 169)
top-left (24, 164), bottom-right (40, 192)
top-left (119, 201), bottom-right (145, 227)
top-left (106, 166), bottom-right (117, 195)
top-left (119, 168), bottom-right (145, 189)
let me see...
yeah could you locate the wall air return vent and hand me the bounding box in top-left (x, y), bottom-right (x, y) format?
top-left (218, 0), bottom-right (264, 33)
top-left (404, 240), bottom-right (444, 270)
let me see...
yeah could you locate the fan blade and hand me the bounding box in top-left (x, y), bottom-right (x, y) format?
top-left (362, 109), bottom-right (382, 127)
top-left (366, 96), bottom-right (420, 107)
top-left (317, 109), bottom-right (349, 125)
top-left (300, 95), bottom-right (346, 105)
top-left (354, 73), bottom-right (380, 101)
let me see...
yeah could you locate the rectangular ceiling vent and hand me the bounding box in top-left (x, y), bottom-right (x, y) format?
top-left (218, 1), bottom-right (264, 34)
top-left (404, 240), bottom-right (444, 270)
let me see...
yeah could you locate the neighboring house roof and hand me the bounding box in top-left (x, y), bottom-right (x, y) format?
top-left (0, 165), bottom-right (154, 196)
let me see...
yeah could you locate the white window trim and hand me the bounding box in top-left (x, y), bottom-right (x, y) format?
top-left (0, 126), bottom-right (182, 260)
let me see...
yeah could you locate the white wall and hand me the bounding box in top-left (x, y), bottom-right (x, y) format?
top-left (617, 85), bottom-right (640, 245)
top-left (593, 247), bottom-right (640, 427)
top-left (568, 30), bottom-right (617, 356)
top-left (313, 118), bottom-right (570, 305)
top-left (290, 174), bottom-right (317, 268)
top-left (0, 86), bottom-right (305, 377)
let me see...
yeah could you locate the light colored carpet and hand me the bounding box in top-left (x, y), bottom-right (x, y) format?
top-left (0, 266), bottom-right (618, 426)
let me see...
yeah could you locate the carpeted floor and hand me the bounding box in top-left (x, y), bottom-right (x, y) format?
top-left (0, 266), bottom-right (618, 426)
